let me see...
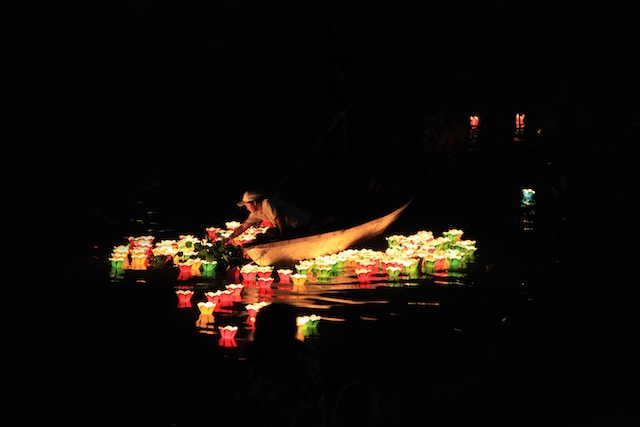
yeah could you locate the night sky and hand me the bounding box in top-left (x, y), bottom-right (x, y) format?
top-left (4, 2), bottom-right (638, 244)
top-left (5, 3), bottom-right (638, 158)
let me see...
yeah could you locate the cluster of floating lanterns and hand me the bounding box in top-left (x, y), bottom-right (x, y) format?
top-left (107, 225), bottom-right (477, 347)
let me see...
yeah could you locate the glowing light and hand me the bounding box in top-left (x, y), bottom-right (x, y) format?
top-left (197, 301), bottom-right (217, 315)
top-left (218, 325), bottom-right (238, 347)
top-left (277, 268), bottom-right (293, 283)
top-left (175, 289), bottom-right (194, 308)
top-left (291, 273), bottom-right (307, 292)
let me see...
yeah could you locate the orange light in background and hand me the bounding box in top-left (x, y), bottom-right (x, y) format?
top-left (468, 115), bottom-right (479, 146)
top-left (514, 112), bottom-right (525, 142)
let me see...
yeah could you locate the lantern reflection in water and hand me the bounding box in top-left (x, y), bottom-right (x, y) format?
top-left (226, 283), bottom-right (244, 302)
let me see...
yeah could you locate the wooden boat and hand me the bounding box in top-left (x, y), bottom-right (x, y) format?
top-left (242, 199), bottom-right (412, 267)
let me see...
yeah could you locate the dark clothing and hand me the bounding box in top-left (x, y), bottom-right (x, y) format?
top-left (235, 303), bottom-right (327, 427)
top-left (242, 340), bottom-right (326, 427)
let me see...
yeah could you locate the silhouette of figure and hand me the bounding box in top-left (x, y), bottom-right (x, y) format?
top-left (226, 190), bottom-right (331, 243)
top-left (237, 303), bottom-right (327, 427)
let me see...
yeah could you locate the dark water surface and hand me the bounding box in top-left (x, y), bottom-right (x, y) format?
top-left (9, 5), bottom-right (638, 425)
top-left (35, 141), bottom-right (638, 427)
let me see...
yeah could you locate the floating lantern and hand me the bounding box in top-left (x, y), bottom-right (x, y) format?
top-left (355, 268), bottom-right (371, 283)
top-left (256, 266), bottom-right (274, 279)
top-left (175, 289), bottom-right (194, 308)
top-left (257, 277), bottom-right (274, 296)
top-left (521, 188), bottom-right (536, 207)
top-left (109, 257), bottom-right (126, 279)
top-left (206, 226), bottom-right (225, 241)
top-left (177, 263), bottom-right (193, 280)
top-left (443, 229), bottom-right (464, 243)
top-left (277, 268), bottom-right (293, 283)
top-left (295, 260), bottom-right (314, 275)
top-left (297, 314), bottom-right (321, 339)
top-left (218, 325), bottom-right (238, 347)
top-left (291, 274), bottom-right (307, 292)
top-left (386, 266), bottom-right (402, 281)
top-left (226, 265), bottom-right (241, 282)
top-left (385, 235), bottom-right (404, 247)
top-left (316, 265), bottom-right (333, 281)
top-left (201, 260), bottom-right (217, 277)
top-left (240, 264), bottom-right (259, 283)
top-left (434, 254), bottom-right (448, 271)
top-left (356, 259), bottom-right (377, 273)
top-left (204, 290), bottom-right (221, 304)
top-left (219, 289), bottom-right (235, 308)
top-left (197, 301), bottom-right (217, 315)
top-left (129, 252), bottom-right (148, 270)
top-left (225, 221), bottom-right (242, 230)
top-left (189, 258), bottom-right (202, 276)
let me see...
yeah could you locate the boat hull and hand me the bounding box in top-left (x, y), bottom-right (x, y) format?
top-left (242, 199), bottom-right (412, 266)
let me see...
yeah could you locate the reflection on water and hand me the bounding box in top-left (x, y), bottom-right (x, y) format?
top-left (84, 106), bottom-right (571, 415)
top-left (107, 243), bottom-right (519, 363)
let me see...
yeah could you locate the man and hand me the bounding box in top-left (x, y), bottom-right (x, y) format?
top-left (225, 190), bottom-right (317, 244)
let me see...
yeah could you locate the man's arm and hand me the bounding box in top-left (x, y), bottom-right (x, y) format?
top-left (226, 221), bottom-right (251, 242)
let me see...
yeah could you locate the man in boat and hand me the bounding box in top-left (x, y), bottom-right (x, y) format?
top-left (225, 190), bottom-right (324, 244)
